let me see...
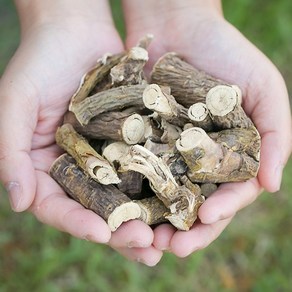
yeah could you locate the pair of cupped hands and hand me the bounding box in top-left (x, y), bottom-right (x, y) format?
top-left (0, 0), bottom-right (291, 266)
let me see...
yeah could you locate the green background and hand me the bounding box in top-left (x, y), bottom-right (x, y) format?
top-left (1, 1), bottom-right (292, 291)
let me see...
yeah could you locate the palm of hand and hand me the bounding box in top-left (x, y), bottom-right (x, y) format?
top-left (0, 23), bottom-right (125, 241)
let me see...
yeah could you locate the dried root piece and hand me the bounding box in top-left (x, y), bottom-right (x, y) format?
top-left (117, 171), bottom-right (144, 199)
top-left (176, 127), bottom-right (260, 183)
top-left (144, 139), bottom-right (174, 156)
top-left (102, 141), bottom-right (131, 166)
top-left (64, 111), bottom-right (145, 144)
top-left (55, 124), bottom-right (120, 185)
top-left (142, 116), bottom-right (164, 143)
top-left (136, 196), bottom-right (169, 225)
top-left (143, 84), bottom-right (189, 126)
top-left (176, 127), bottom-right (223, 173)
top-left (69, 53), bottom-right (124, 108)
top-left (151, 52), bottom-right (228, 107)
top-left (70, 84), bottom-right (146, 125)
top-left (102, 142), bottom-right (143, 198)
top-left (206, 85), bottom-right (252, 129)
top-left (49, 154), bottom-right (141, 232)
top-left (209, 126), bottom-right (261, 161)
top-left (160, 119), bottom-right (182, 145)
top-left (110, 47), bottom-right (148, 86)
top-left (188, 102), bottom-right (214, 131)
top-left (121, 145), bottom-right (204, 230)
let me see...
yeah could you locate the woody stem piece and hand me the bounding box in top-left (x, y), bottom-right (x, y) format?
top-left (188, 102), bottom-right (214, 131)
top-left (55, 124), bottom-right (120, 185)
top-left (70, 84), bottom-right (147, 125)
top-left (136, 196), bottom-right (169, 225)
top-left (150, 52), bottom-right (229, 107)
top-left (206, 85), bottom-right (252, 129)
top-left (64, 111), bottom-right (145, 145)
top-left (110, 47), bottom-right (148, 86)
top-left (69, 52), bottom-right (124, 108)
top-left (49, 154), bottom-right (141, 232)
top-left (208, 126), bottom-right (261, 161)
top-left (176, 127), bottom-right (260, 183)
top-left (143, 84), bottom-right (189, 126)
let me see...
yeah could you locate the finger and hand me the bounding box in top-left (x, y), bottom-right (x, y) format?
top-left (170, 217), bottom-right (233, 258)
top-left (152, 223), bottom-right (177, 251)
top-left (113, 246), bottom-right (163, 267)
top-left (30, 171), bottom-right (111, 243)
top-left (198, 178), bottom-right (261, 225)
top-left (249, 71), bottom-right (292, 193)
top-left (0, 88), bottom-right (38, 212)
top-left (109, 220), bottom-right (154, 248)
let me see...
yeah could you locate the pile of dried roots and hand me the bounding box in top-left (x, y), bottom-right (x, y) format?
top-left (49, 35), bottom-right (261, 231)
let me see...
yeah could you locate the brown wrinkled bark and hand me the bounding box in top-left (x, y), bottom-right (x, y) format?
top-left (49, 154), bottom-right (141, 231)
top-left (151, 52), bottom-right (229, 107)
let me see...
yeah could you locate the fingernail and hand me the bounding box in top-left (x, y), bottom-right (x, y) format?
top-left (6, 181), bottom-right (22, 211)
top-left (274, 164), bottom-right (284, 191)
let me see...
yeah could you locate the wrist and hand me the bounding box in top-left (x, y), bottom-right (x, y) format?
top-left (122, 0), bottom-right (223, 27)
top-left (14, 0), bottom-right (115, 36)
top-left (122, 0), bottom-right (223, 44)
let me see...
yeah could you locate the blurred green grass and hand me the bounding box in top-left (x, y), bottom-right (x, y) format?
top-left (0, 1), bottom-right (292, 291)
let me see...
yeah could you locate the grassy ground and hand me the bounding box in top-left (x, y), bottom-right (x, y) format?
top-left (1, 1), bottom-right (292, 291)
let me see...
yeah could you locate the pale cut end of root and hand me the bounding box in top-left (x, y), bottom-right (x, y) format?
top-left (143, 84), bottom-right (163, 109)
top-left (92, 167), bottom-right (121, 185)
top-left (143, 84), bottom-right (174, 116)
top-left (129, 47), bottom-right (149, 61)
top-left (102, 142), bottom-right (131, 165)
top-left (166, 212), bottom-right (192, 231)
top-left (107, 202), bottom-right (141, 231)
top-left (206, 85), bottom-right (239, 117)
top-left (188, 102), bottom-right (209, 121)
top-left (86, 157), bottom-right (121, 185)
top-left (176, 127), bottom-right (208, 151)
top-left (122, 114), bottom-right (145, 144)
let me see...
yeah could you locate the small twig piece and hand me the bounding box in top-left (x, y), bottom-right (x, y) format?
top-left (55, 124), bottom-right (120, 185)
top-left (110, 47), bottom-right (149, 86)
top-left (102, 142), bottom-right (143, 197)
top-left (188, 102), bottom-right (214, 131)
top-left (176, 127), bottom-right (223, 173)
top-left (70, 84), bottom-right (146, 125)
top-left (206, 85), bottom-right (252, 129)
top-left (151, 52), bottom-right (229, 107)
top-left (69, 53), bottom-right (124, 108)
top-left (143, 84), bottom-right (189, 126)
top-left (49, 154), bottom-right (141, 232)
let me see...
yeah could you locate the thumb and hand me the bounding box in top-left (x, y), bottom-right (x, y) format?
top-left (0, 71), bottom-right (38, 212)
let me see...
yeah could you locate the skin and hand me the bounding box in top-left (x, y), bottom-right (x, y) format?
top-left (0, 0), bottom-right (291, 266)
